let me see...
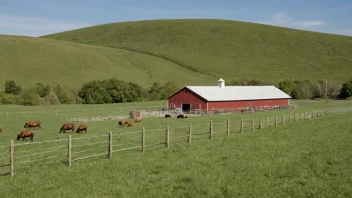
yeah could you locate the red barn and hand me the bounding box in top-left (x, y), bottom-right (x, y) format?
top-left (166, 78), bottom-right (291, 112)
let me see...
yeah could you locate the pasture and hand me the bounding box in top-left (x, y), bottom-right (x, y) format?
top-left (0, 100), bottom-right (351, 197)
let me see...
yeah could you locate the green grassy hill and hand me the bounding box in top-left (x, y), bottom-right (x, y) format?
top-left (0, 35), bottom-right (212, 89)
top-left (43, 19), bottom-right (352, 82)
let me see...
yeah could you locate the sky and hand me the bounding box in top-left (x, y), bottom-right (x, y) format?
top-left (0, 0), bottom-right (351, 37)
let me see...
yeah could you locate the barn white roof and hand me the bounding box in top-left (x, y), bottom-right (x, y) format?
top-left (185, 85), bottom-right (291, 101)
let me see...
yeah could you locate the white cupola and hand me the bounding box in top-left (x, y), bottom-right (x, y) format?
top-left (218, 78), bottom-right (225, 88)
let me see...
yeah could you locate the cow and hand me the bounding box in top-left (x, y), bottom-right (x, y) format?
top-left (0, 125), bottom-right (2, 133)
top-left (164, 114), bottom-right (171, 118)
top-left (177, 114), bottom-right (185, 119)
top-left (76, 124), bottom-right (88, 133)
top-left (24, 121), bottom-right (41, 130)
top-left (134, 118), bottom-right (142, 123)
top-left (118, 120), bottom-right (127, 127)
top-left (125, 122), bottom-right (133, 127)
top-left (184, 114), bottom-right (189, 118)
top-left (59, 123), bottom-right (75, 133)
top-left (17, 130), bottom-right (34, 141)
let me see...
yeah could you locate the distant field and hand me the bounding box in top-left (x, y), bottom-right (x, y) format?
top-left (0, 105), bottom-right (351, 197)
top-left (0, 35), bottom-right (212, 89)
top-left (44, 19), bottom-right (352, 82)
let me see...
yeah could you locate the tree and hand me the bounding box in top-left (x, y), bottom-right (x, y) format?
top-left (339, 78), bottom-right (352, 99)
top-left (35, 83), bottom-right (51, 98)
top-left (18, 87), bottom-right (40, 106)
top-left (4, 80), bottom-right (22, 95)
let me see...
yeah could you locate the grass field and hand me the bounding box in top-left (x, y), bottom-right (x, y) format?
top-left (44, 19), bottom-right (352, 83)
top-left (0, 101), bottom-right (351, 197)
top-left (0, 35), bottom-right (211, 89)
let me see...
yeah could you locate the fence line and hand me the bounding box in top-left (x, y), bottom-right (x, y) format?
top-left (0, 105), bottom-right (164, 117)
top-left (1, 107), bottom-right (351, 177)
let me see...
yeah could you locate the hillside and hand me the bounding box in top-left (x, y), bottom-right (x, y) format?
top-left (43, 19), bottom-right (352, 82)
top-left (0, 35), bottom-right (212, 89)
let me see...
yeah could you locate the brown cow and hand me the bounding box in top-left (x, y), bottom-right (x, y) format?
top-left (59, 123), bottom-right (75, 133)
top-left (17, 130), bottom-right (34, 141)
top-left (24, 121), bottom-right (41, 129)
top-left (118, 120), bottom-right (127, 127)
top-left (76, 124), bottom-right (88, 133)
top-left (125, 122), bottom-right (133, 127)
top-left (0, 125), bottom-right (2, 133)
top-left (134, 118), bottom-right (142, 123)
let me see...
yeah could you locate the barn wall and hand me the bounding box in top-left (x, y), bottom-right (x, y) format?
top-left (208, 99), bottom-right (289, 109)
top-left (167, 88), bottom-right (207, 110)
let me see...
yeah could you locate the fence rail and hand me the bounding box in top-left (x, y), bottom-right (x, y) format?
top-left (0, 107), bottom-right (351, 177)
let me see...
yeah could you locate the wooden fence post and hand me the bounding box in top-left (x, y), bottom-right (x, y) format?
top-left (252, 118), bottom-right (254, 131)
top-left (289, 114), bottom-right (291, 123)
top-left (188, 124), bottom-right (192, 143)
top-left (166, 125), bottom-right (170, 148)
top-left (142, 127), bottom-right (145, 152)
top-left (275, 116), bottom-right (278, 126)
top-left (10, 140), bottom-right (14, 177)
top-left (266, 116), bottom-right (269, 128)
top-left (209, 121), bottom-right (213, 139)
top-left (259, 118), bottom-right (262, 129)
top-left (282, 114), bottom-right (284, 125)
top-left (108, 132), bottom-right (112, 159)
top-left (241, 119), bottom-right (244, 133)
top-left (68, 135), bottom-right (72, 167)
top-left (226, 119), bottom-right (230, 136)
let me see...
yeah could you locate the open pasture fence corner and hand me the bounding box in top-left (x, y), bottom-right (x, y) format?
top-left (1, 107), bottom-right (351, 177)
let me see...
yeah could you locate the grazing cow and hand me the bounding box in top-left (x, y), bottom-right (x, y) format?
top-left (164, 114), bottom-right (171, 118)
top-left (134, 118), bottom-right (142, 123)
top-left (76, 124), bottom-right (88, 133)
top-left (118, 120), bottom-right (127, 127)
top-left (24, 121), bottom-right (41, 129)
top-left (176, 114), bottom-right (185, 119)
top-left (59, 123), bottom-right (75, 133)
top-left (0, 125), bottom-right (2, 133)
top-left (125, 122), bottom-right (133, 127)
top-left (17, 130), bottom-right (34, 141)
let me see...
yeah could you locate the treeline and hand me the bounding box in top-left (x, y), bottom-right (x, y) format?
top-left (1, 78), bottom-right (352, 106)
top-left (0, 79), bottom-right (181, 106)
top-left (227, 78), bottom-right (352, 100)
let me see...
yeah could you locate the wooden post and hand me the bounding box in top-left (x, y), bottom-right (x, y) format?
top-left (275, 116), bottom-right (278, 126)
top-left (166, 125), bottom-right (170, 148)
top-left (10, 140), bottom-right (14, 177)
top-left (209, 121), bottom-right (213, 139)
top-left (108, 132), bottom-right (112, 159)
top-left (266, 116), bottom-right (269, 128)
top-left (241, 119), bottom-right (244, 133)
top-left (282, 114), bottom-right (284, 125)
top-left (188, 124), bottom-right (192, 143)
top-left (252, 118), bottom-right (254, 131)
top-left (68, 135), bottom-right (72, 167)
top-left (226, 119), bottom-right (230, 136)
top-left (288, 114), bottom-right (291, 123)
top-left (142, 127), bottom-right (145, 152)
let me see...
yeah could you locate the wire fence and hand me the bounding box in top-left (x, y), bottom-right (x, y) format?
top-left (0, 105), bottom-right (163, 118)
top-left (0, 107), bottom-right (351, 177)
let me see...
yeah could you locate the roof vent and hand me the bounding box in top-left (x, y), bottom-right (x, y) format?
top-left (218, 78), bottom-right (225, 88)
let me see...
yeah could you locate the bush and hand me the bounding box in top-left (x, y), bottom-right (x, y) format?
top-left (17, 87), bottom-right (41, 106)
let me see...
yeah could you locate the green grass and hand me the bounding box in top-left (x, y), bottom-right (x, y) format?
top-left (0, 102), bottom-right (351, 197)
top-left (43, 19), bottom-right (352, 83)
top-left (0, 35), bottom-right (211, 89)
